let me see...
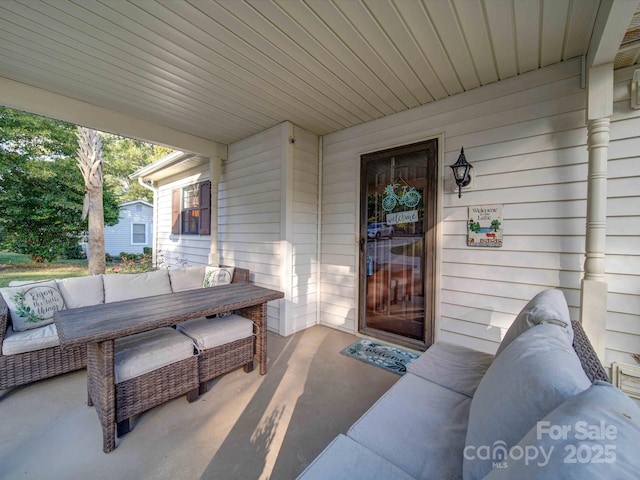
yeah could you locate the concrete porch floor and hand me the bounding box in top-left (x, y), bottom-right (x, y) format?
top-left (0, 325), bottom-right (398, 480)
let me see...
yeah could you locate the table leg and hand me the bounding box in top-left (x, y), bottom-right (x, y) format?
top-left (237, 302), bottom-right (268, 375)
top-left (87, 340), bottom-right (117, 453)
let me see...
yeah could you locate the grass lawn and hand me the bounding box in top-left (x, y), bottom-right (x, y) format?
top-left (0, 252), bottom-right (89, 287)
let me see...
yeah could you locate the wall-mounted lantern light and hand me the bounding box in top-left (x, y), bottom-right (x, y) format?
top-left (450, 147), bottom-right (473, 198)
top-left (631, 69), bottom-right (640, 110)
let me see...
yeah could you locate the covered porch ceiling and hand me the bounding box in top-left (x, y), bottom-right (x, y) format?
top-left (0, 0), bottom-right (639, 151)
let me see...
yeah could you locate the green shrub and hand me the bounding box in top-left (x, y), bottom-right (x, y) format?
top-left (62, 244), bottom-right (85, 260)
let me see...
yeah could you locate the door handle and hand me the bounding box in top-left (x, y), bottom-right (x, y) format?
top-left (359, 237), bottom-right (365, 253)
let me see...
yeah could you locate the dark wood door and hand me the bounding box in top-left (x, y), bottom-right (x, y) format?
top-left (359, 139), bottom-right (438, 351)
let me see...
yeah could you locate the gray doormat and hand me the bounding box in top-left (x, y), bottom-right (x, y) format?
top-left (340, 339), bottom-right (420, 375)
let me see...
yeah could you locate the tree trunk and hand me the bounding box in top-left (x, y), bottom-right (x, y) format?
top-left (76, 126), bottom-right (106, 275)
top-left (87, 189), bottom-right (105, 275)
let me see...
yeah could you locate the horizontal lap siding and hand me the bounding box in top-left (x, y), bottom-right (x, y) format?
top-left (322, 58), bottom-right (618, 354)
top-left (291, 126), bottom-right (319, 333)
top-left (220, 125), bottom-right (282, 332)
top-left (156, 167), bottom-right (211, 267)
top-left (605, 67), bottom-right (640, 367)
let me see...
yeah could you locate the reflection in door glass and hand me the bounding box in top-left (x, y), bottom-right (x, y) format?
top-left (364, 153), bottom-right (426, 342)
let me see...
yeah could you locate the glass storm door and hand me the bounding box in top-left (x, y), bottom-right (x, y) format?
top-left (359, 140), bottom-right (438, 350)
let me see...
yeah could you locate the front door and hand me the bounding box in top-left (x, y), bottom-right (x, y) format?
top-left (359, 140), bottom-right (438, 351)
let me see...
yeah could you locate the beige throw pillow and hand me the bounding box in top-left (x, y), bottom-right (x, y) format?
top-left (0, 280), bottom-right (65, 331)
top-left (203, 266), bottom-right (234, 288)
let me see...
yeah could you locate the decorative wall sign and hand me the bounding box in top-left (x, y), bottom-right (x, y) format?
top-left (468, 205), bottom-right (503, 247)
top-left (387, 210), bottom-right (418, 225)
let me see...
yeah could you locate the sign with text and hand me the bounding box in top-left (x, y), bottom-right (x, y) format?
top-left (387, 210), bottom-right (418, 225)
top-left (468, 205), bottom-right (503, 247)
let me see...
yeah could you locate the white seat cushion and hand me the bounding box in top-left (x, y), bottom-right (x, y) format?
top-left (176, 314), bottom-right (253, 351)
top-left (114, 327), bottom-right (196, 384)
top-left (103, 269), bottom-right (172, 303)
top-left (348, 373), bottom-right (472, 479)
top-left (296, 434), bottom-right (415, 480)
top-left (2, 323), bottom-right (60, 355)
top-left (57, 275), bottom-right (104, 308)
top-left (168, 265), bottom-right (207, 293)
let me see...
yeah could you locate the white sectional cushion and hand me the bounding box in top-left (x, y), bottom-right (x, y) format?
top-left (406, 341), bottom-right (494, 398)
top-left (168, 265), bottom-right (207, 293)
top-left (8, 280), bottom-right (49, 287)
top-left (203, 266), bottom-right (234, 288)
top-left (57, 275), bottom-right (104, 308)
top-left (0, 280), bottom-right (65, 331)
top-left (463, 324), bottom-right (591, 480)
top-left (114, 327), bottom-right (196, 384)
top-left (484, 381), bottom-right (640, 479)
top-left (103, 269), bottom-right (172, 303)
top-left (496, 288), bottom-right (573, 357)
top-left (297, 434), bottom-right (415, 480)
top-left (348, 373), bottom-right (472, 479)
top-left (176, 314), bottom-right (253, 351)
top-left (2, 323), bottom-right (60, 355)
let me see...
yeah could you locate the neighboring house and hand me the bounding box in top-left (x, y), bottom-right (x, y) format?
top-left (102, 200), bottom-right (153, 257)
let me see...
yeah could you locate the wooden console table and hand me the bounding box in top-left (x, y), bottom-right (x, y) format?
top-left (54, 283), bottom-right (283, 452)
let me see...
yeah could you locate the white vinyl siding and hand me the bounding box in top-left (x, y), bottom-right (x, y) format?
top-left (155, 166), bottom-right (211, 268)
top-left (604, 66), bottom-right (640, 367)
top-left (290, 127), bottom-right (320, 334)
top-left (321, 57), bottom-right (640, 365)
top-left (103, 201), bottom-right (153, 256)
top-left (219, 122), bottom-right (319, 335)
top-left (220, 125), bottom-right (283, 332)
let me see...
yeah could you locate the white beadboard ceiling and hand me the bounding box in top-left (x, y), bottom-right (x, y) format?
top-left (0, 0), bottom-right (637, 146)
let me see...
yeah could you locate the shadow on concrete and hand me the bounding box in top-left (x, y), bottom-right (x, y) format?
top-left (199, 332), bottom-right (301, 479)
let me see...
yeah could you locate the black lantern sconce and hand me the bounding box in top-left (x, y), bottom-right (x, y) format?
top-left (450, 147), bottom-right (472, 198)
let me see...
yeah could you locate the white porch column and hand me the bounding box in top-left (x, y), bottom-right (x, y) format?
top-left (580, 63), bottom-right (613, 362)
top-left (208, 157), bottom-right (222, 266)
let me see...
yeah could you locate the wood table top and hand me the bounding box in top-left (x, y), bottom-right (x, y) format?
top-left (54, 283), bottom-right (284, 348)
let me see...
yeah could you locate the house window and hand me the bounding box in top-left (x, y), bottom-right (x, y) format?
top-left (131, 223), bottom-right (147, 245)
top-left (171, 180), bottom-right (211, 235)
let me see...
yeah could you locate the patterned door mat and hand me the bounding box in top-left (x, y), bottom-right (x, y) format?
top-left (340, 339), bottom-right (420, 375)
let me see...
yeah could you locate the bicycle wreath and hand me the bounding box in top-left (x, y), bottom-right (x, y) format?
top-left (382, 183), bottom-right (421, 212)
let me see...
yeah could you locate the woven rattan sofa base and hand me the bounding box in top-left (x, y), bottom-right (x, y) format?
top-left (0, 344), bottom-right (87, 390)
top-left (197, 335), bottom-right (255, 395)
top-left (0, 267), bottom-right (249, 392)
top-left (0, 295), bottom-right (88, 390)
top-left (115, 355), bottom-right (199, 437)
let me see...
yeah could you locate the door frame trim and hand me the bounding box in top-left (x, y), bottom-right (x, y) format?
top-left (356, 138), bottom-right (441, 351)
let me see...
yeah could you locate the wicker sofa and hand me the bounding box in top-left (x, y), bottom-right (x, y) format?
top-left (298, 289), bottom-right (640, 479)
top-left (0, 265), bottom-right (249, 391)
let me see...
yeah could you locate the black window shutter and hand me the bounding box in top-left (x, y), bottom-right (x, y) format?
top-left (199, 181), bottom-right (211, 235)
top-left (171, 188), bottom-right (181, 235)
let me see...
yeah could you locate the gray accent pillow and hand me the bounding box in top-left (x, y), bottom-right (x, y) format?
top-left (168, 265), bottom-right (207, 293)
top-left (407, 341), bottom-right (494, 398)
top-left (103, 269), bottom-right (172, 303)
top-left (496, 289), bottom-right (573, 357)
top-left (483, 381), bottom-right (640, 479)
top-left (463, 323), bottom-right (591, 480)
